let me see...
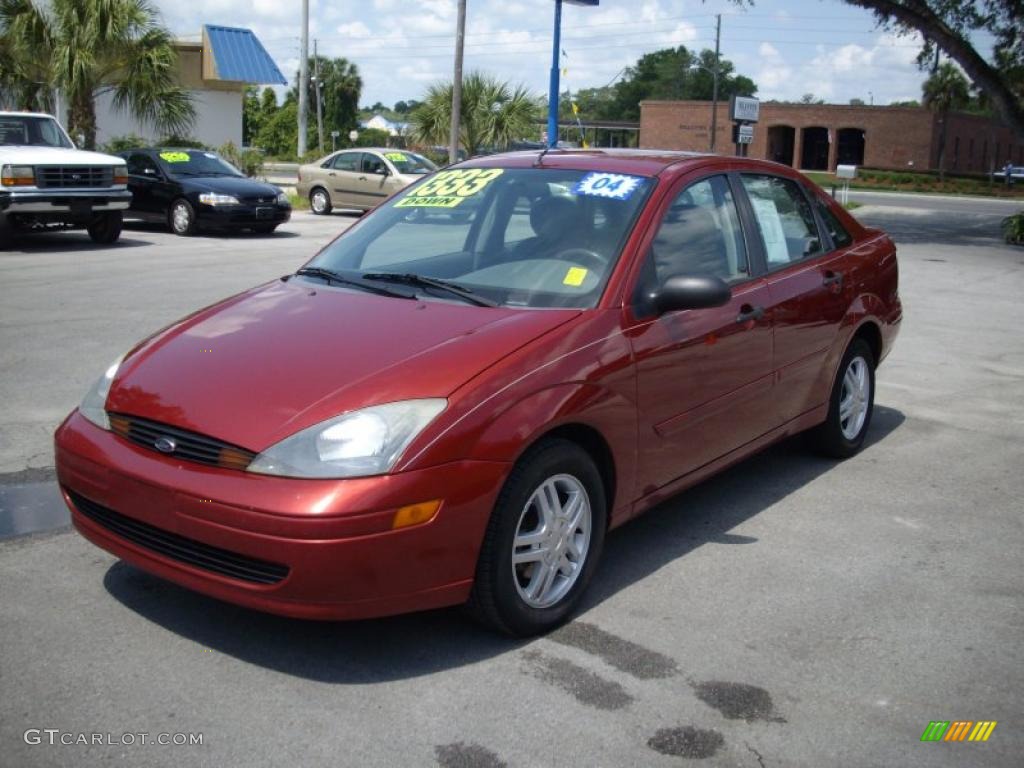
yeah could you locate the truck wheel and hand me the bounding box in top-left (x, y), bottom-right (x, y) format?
top-left (170, 199), bottom-right (197, 236)
top-left (87, 212), bottom-right (123, 244)
top-left (0, 216), bottom-right (12, 250)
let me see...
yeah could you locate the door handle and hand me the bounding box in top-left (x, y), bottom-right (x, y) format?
top-left (328, 172), bottom-right (336, 176)
top-left (823, 270), bottom-right (844, 288)
top-left (735, 304), bottom-right (765, 324)
top-left (358, 176), bottom-right (368, 181)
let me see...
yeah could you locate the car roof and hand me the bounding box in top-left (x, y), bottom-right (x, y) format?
top-left (461, 148), bottom-right (717, 177)
top-left (0, 111), bottom-right (59, 119)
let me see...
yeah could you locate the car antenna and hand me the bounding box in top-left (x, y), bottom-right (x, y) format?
top-left (534, 145), bottom-right (554, 167)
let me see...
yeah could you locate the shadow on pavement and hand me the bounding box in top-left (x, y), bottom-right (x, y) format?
top-left (123, 221), bottom-right (301, 239)
top-left (4, 233), bottom-right (152, 251)
top-left (103, 405), bottom-right (905, 683)
top-left (856, 209), bottom-right (1009, 248)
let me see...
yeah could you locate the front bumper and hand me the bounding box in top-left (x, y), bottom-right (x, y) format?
top-left (55, 410), bottom-right (508, 620)
top-left (0, 188), bottom-right (132, 214)
top-left (196, 203), bottom-right (291, 229)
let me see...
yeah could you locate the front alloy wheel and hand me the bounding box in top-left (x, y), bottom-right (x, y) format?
top-left (469, 439), bottom-right (606, 636)
top-left (170, 199), bottom-right (196, 236)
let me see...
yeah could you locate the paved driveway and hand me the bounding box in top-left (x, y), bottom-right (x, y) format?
top-left (0, 201), bottom-right (1021, 767)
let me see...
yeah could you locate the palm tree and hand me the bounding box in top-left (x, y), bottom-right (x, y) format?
top-left (923, 62), bottom-right (970, 181)
top-left (412, 71), bottom-right (538, 158)
top-left (0, 0), bottom-right (194, 149)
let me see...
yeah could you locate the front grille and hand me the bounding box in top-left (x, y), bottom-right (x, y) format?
top-left (109, 413), bottom-right (257, 471)
top-left (239, 194), bottom-right (277, 205)
top-left (35, 166), bottom-right (114, 189)
top-left (68, 489), bottom-right (289, 585)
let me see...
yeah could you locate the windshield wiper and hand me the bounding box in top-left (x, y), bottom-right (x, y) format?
top-left (362, 272), bottom-right (498, 307)
top-left (294, 267), bottom-right (416, 299)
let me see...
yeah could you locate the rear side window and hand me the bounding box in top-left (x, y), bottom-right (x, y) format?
top-left (740, 175), bottom-right (822, 267)
top-left (815, 198), bottom-right (853, 248)
top-left (330, 153), bottom-right (359, 171)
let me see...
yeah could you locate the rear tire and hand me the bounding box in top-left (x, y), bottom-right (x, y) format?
top-left (468, 439), bottom-right (607, 636)
top-left (309, 188), bottom-right (332, 215)
top-left (87, 211), bottom-right (123, 244)
top-left (808, 337), bottom-right (875, 458)
top-left (169, 199), bottom-right (197, 236)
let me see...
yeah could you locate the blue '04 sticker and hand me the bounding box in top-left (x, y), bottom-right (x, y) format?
top-left (573, 172), bottom-right (644, 200)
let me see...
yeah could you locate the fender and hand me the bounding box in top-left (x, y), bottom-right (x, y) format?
top-left (466, 382), bottom-right (638, 523)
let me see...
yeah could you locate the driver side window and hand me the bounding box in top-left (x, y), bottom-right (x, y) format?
top-left (647, 175), bottom-right (749, 286)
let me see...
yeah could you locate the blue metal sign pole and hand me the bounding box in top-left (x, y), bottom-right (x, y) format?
top-left (547, 0), bottom-right (563, 148)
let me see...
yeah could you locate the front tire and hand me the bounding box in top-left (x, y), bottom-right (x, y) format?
top-left (87, 211), bottom-right (123, 244)
top-left (169, 199), bottom-right (197, 236)
top-left (309, 188), bottom-right (332, 215)
top-left (468, 439), bottom-right (607, 636)
top-left (253, 224), bottom-right (278, 234)
top-left (809, 337), bottom-right (876, 458)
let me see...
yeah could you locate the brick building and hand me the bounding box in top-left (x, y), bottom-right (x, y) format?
top-left (640, 100), bottom-right (1024, 174)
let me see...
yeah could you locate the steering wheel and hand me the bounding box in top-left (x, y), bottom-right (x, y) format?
top-left (554, 248), bottom-right (606, 271)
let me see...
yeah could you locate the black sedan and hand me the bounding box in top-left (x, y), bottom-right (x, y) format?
top-left (117, 149), bottom-right (291, 236)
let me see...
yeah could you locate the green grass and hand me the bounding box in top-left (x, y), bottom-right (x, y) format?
top-left (803, 169), bottom-right (1024, 199)
top-left (287, 192), bottom-right (310, 211)
top-left (843, 201), bottom-right (862, 211)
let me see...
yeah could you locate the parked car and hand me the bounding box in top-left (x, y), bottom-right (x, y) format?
top-left (56, 150), bottom-right (901, 636)
top-left (117, 148), bottom-right (290, 235)
top-left (0, 111), bottom-right (130, 247)
top-left (297, 148), bottom-right (436, 214)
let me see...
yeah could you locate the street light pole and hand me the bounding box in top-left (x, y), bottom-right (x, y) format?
top-left (710, 13), bottom-right (721, 152)
top-left (547, 0), bottom-right (563, 148)
top-left (313, 39), bottom-right (324, 154)
top-left (297, 0), bottom-right (309, 157)
top-left (449, 0), bottom-right (467, 165)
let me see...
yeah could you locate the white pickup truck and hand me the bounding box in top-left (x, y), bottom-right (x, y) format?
top-left (0, 111), bottom-right (131, 247)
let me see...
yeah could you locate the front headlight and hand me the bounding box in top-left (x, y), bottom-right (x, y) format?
top-left (79, 355), bottom-right (124, 430)
top-left (276, 192), bottom-right (290, 206)
top-left (1, 164), bottom-right (34, 186)
top-left (198, 192), bottom-right (239, 206)
top-left (247, 399), bottom-right (446, 479)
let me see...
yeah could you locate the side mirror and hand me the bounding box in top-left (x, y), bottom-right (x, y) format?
top-left (648, 274), bottom-right (732, 315)
top-left (374, 166), bottom-right (389, 176)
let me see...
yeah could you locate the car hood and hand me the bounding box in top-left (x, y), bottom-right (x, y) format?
top-left (106, 279), bottom-right (579, 451)
top-left (175, 175), bottom-right (281, 197)
top-left (1, 145), bottom-right (124, 165)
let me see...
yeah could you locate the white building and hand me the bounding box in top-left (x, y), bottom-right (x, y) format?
top-left (92, 25), bottom-right (285, 148)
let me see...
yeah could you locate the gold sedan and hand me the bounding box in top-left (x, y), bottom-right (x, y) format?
top-left (297, 148), bottom-right (437, 214)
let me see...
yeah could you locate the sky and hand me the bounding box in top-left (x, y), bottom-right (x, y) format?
top-left (154, 0), bottom-right (995, 110)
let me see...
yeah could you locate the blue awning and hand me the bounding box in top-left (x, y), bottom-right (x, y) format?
top-left (203, 25), bottom-right (287, 85)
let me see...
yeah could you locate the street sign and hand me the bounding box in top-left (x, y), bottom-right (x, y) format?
top-left (733, 124), bottom-right (754, 144)
top-left (729, 95), bottom-right (760, 123)
top-left (349, 130), bottom-right (359, 141)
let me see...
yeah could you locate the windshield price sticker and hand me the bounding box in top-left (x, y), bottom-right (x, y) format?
top-left (159, 151), bottom-right (190, 163)
top-left (573, 172), bottom-right (643, 200)
top-left (385, 152), bottom-right (408, 162)
top-left (396, 169), bottom-right (504, 208)
top-left (563, 267), bottom-right (588, 286)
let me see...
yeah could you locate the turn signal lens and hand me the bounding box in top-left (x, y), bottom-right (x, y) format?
top-left (392, 500), bottom-right (442, 530)
top-left (1, 165), bottom-right (34, 186)
top-left (113, 165), bottom-right (128, 185)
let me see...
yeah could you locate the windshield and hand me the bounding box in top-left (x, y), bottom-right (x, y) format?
top-left (383, 151), bottom-right (436, 175)
top-left (306, 166), bottom-right (655, 309)
top-left (0, 115), bottom-right (74, 148)
top-left (156, 150), bottom-right (242, 178)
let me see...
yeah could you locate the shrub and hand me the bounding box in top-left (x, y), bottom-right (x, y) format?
top-left (218, 141), bottom-right (264, 178)
top-left (100, 134), bottom-right (148, 154)
top-left (1003, 212), bottom-right (1024, 245)
top-left (158, 135), bottom-right (208, 149)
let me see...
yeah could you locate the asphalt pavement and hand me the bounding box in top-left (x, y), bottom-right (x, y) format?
top-left (1, 196), bottom-right (1022, 767)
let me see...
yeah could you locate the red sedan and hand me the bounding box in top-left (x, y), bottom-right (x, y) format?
top-left (55, 150), bottom-right (901, 635)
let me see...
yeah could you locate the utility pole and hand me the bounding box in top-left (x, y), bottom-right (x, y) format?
top-left (297, 0), bottom-right (309, 157)
top-left (709, 13), bottom-right (721, 152)
top-left (448, 0), bottom-right (467, 165)
top-left (314, 38), bottom-right (324, 153)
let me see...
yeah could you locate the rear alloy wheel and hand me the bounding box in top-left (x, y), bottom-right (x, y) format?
top-left (809, 337), bottom-right (876, 458)
top-left (469, 439), bottom-right (606, 636)
top-left (87, 211), bottom-right (122, 244)
top-left (170, 199), bottom-right (197, 236)
top-left (309, 188), bottom-right (332, 215)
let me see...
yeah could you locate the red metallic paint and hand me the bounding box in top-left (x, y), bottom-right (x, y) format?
top-left (54, 150), bottom-right (901, 621)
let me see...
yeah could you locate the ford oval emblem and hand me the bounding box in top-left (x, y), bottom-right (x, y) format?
top-left (154, 437), bottom-right (176, 454)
